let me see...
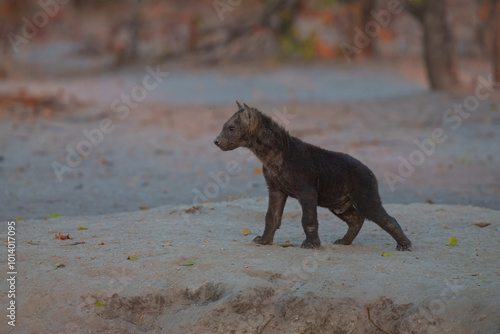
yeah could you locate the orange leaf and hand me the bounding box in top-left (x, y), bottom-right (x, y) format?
top-left (55, 232), bottom-right (73, 240)
top-left (253, 167), bottom-right (262, 175)
top-left (315, 40), bottom-right (335, 60)
top-left (240, 228), bottom-right (252, 236)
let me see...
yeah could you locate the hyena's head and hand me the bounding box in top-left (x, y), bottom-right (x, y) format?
top-left (214, 101), bottom-right (259, 151)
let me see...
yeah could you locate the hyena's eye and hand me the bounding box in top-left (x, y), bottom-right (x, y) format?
top-left (229, 126), bottom-right (235, 131)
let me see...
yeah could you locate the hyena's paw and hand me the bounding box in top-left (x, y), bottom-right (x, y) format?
top-left (300, 238), bottom-right (321, 249)
top-left (253, 236), bottom-right (273, 245)
top-left (334, 238), bottom-right (351, 246)
top-left (396, 241), bottom-right (412, 251)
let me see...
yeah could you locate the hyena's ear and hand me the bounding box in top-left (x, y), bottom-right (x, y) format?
top-left (236, 100), bottom-right (243, 110)
top-left (241, 103), bottom-right (258, 131)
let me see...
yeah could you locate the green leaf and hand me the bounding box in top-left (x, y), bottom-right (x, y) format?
top-left (127, 256), bottom-right (139, 260)
top-left (381, 253), bottom-right (394, 257)
top-left (54, 264), bottom-right (61, 268)
top-left (50, 213), bottom-right (60, 219)
top-left (77, 225), bottom-right (88, 230)
top-left (449, 237), bottom-right (458, 246)
top-left (182, 261), bottom-right (196, 266)
top-left (95, 301), bottom-right (104, 307)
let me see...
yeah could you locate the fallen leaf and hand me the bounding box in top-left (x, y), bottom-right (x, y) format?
top-left (53, 263), bottom-right (65, 268)
top-left (55, 232), bottom-right (72, 240)
top-left (474, 222), bottom-right (491, 228)
top-left (204, 240), bottom-right (209, 243)
top-left (182, 261), bottom-right (196, 266)
top-left (50, 213), bottom-right (60, 219)
top-left (381, 253), bottom-right (394, 257)
top-left (95, 301), bottom-right (104, 307)
top-left (244, 264), bottom-right (253, 269)
top-left (127, 256), bottom-right (139, 260)
top-left (92, 242), bottom-right (105, 245)
top-left (445, 237), bottom-right (458, 246)
top-left (240, 228), bottom-right (252, 236)
top-left (77, 225), bottom-right (88, 230)
top-left (139, 206), bottom-right (148, 210)
top-left (253, 167), bottom-right (263, 175)
top-left (203, 200), bottom-right (212, 204)
top-left (182, 205), bottom-right (202, 214)
top-left (280, 241), bottom-right (295, 248)
top-left (16, 217), bottom-right (23, 221)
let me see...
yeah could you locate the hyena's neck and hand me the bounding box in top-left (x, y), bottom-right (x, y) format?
top-left (247, 112), bottom-right (290, 170)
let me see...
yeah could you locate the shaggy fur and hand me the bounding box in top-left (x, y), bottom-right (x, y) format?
top-left (214, 102), bottom-right (412, 251)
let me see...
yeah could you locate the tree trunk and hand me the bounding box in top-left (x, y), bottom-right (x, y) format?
top-left (360, 0), bottom-right (375, 57)
top-left (421, 0), bottom-right (458, 90)
top-left (125, 0), bottom-right (142, 62)
top-left (493, 0), bottom-right (500, 83)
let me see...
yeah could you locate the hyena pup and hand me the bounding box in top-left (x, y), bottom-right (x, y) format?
top-left (214, 102), bottom-right (412, 251)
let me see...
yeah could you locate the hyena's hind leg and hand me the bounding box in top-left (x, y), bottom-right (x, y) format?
top-left (331, 206), bottom-right (365, 245)
top-left (355, 202), bottom-right (412, 251)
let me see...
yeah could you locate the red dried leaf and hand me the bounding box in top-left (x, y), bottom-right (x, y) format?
top-left (55, 232), bottom-right (73, 240)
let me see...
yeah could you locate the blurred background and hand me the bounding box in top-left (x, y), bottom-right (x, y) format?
top-left (0, 0), bottom-right (499, 220)
top-left (0, 0), bottom-right (499, 82)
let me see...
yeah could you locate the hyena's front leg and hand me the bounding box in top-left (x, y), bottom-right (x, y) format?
top-left (298, 190), bottom-right (321, 249)
top-left (253, 188), bottom-right (287, 245)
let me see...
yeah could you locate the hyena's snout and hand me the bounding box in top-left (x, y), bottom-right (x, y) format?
top-left (214, 133), bottom-right (234, 151)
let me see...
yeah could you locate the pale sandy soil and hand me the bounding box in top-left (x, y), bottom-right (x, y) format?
top-left (1, 198), bottom-right (499, 333)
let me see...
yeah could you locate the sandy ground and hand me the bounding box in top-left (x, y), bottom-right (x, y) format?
top-left (1, 88), bottom-right (499, 222)
top-left (1, 197), bottom-right (499, 333)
